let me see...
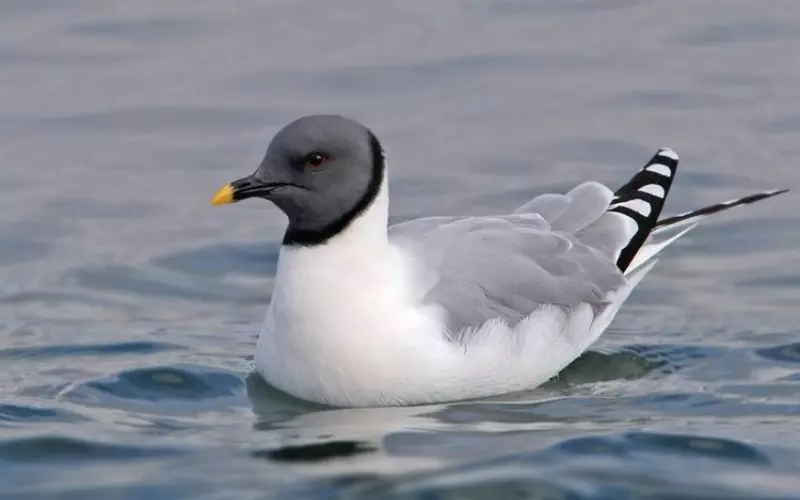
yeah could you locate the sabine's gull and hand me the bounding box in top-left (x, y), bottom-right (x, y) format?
top-left (212, 115), bottom-right (787, 407)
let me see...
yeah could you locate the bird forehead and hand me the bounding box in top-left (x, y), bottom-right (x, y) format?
top-left (271, 122), bottom-right (361, 155)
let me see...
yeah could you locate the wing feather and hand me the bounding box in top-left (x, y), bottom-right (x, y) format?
top-left (552, 182), bottom-right (614, 232)
top-left (389, 185), bottom-right (627, 340)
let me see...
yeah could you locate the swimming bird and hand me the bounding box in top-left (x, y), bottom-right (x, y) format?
top-left (211, 115), bottom-right (787, 407)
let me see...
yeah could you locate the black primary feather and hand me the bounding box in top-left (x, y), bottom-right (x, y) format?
top-left (608, 148), bottom-right (679, 271)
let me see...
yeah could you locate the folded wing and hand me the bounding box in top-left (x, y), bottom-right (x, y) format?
top-left (390, 181), bottom-right (633, 341)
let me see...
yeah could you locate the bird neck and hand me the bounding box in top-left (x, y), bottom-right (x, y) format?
top-left (279, 174), bottom-right (390, 257)
top-left (329, 175), bottom-right (389, 251)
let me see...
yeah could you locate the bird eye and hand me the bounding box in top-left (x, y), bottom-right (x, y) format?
top-left (306, 153), bottom-right (327, 169)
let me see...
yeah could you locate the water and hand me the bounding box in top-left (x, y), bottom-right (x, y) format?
top-left (1, 1), bottom-right (799, 497)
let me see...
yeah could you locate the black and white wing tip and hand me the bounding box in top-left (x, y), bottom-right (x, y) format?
top-left (654, 188), bottom-right (789, 232)
top-left (608, 147), bottom-right (680, 271)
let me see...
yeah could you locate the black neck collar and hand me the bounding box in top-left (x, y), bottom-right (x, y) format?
top-left (282, 131), bottom-right (385, 247)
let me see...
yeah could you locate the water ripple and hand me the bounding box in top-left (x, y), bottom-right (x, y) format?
top-left (60, 264), bottom-right (266, 303)
top-left (0, 341), bottom-right (183, 360)
top-left (0, 404), bottom-right (85, 425)
top-left (63, 365), bottom-right (247, 415)
top-left (555, 432), bottom-right (771, 465)
top-left (0, 435), bottom-right (176, 463)
top-left (756, 343), bottom-right (800, 364)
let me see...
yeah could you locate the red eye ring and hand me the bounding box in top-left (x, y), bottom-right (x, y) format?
top-left (306, 152), bottom-right (327, 169)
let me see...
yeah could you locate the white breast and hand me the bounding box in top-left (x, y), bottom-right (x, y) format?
top-left (254, 185), bottom-right (452, 406)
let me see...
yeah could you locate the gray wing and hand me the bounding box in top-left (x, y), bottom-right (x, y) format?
top-left (389, 181), bottom-right (635, 341)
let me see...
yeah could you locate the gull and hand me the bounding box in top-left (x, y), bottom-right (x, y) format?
top-left (212, 115), bottom-right (787, 407)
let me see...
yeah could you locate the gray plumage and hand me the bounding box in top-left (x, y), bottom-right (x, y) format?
top-left (390, 182), bottom-right (631, 340)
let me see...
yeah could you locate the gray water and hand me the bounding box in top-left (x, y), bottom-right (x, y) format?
top-left (1, 1), bottom-right (799, 498)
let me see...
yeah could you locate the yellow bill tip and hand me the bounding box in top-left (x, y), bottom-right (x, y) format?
top-left (211, 184), bottom-right (235, 205)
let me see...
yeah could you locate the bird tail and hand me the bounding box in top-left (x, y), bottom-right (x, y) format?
top-left (606, 148), bottom-right (787, 275)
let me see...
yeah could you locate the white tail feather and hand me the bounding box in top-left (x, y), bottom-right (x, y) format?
top-left (588, 258), bottom-right (658, 346)
top-left (624, 223), bottom-right (697, 276)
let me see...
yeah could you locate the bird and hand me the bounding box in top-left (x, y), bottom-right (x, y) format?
top-left (211, 114), bottom-right (787, 408)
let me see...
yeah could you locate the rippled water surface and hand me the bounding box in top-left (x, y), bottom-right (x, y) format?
top-left (1, 1), bottom-right (799, 498)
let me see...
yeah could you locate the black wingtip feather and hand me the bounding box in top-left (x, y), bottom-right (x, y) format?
top-left (654, 188), bottom-right (789, 229)
top-left (608, 148), bottom-right (679, 271)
